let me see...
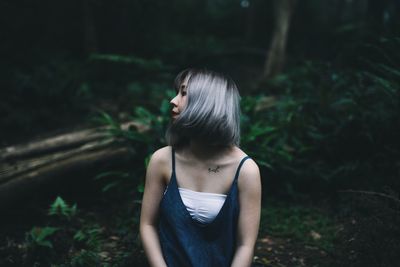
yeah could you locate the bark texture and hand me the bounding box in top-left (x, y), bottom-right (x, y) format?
top-left (263, 0), bottom-right (297, 78)
top-left (0, 122), bottom-right (143, 207)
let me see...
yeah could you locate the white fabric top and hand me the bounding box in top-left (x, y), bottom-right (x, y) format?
top-left (178, 187), bottom-right (227, 224)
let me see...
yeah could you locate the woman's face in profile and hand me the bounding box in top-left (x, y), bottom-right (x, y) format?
top-left (170, 78), bottom-right (188, 120)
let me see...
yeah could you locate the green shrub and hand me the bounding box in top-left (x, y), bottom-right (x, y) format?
top-left (26, 226), bottom-right (59, 249)
top-left (48, 196), bottom-right (77, 220)
top-left (21, 196), bottom-right (107, 266)
top-left (242, 51), bottom-right (399, 197)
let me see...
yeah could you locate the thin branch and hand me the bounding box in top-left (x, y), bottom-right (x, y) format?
top-left (339, 189), bottom-right (400, 204)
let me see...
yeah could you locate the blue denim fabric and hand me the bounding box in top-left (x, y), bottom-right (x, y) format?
top-left (158, 148), bottom-right (250, 267)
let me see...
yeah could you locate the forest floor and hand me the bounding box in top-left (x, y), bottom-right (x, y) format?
top-left (0, 182), bottom-right (339, 267)
top-left (254, 235), bottom-right (334, 267)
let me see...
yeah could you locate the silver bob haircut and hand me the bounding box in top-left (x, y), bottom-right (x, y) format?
top-left (166, 68), bottom-right (241, 148)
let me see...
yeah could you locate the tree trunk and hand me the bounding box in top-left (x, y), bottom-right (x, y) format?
top-left (263, 0), bottom-right (297, 78)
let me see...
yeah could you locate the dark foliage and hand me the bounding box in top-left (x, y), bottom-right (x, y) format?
top-left (242, 36), bottom-right (400, 199)
top-left (1, 0), bottom-right (400, 266)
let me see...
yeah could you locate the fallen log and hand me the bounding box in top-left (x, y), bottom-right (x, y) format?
top-left (0, 121), bottom-right (144, 161)
top-left (0, 121), bottom-right (143, 207)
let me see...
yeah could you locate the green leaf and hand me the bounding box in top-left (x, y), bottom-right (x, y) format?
top-left (137, 183), bottom-right (145, 193)
top-left (73, 230), bottom-right (86, 242)
top-left (48, 196), bottom-right (77, 219)
top-left (28, 226), bottom-right (59, 248)
top-left (102, 181), bottom-right (120, 192)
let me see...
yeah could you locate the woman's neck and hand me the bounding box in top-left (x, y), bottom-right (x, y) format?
top-left (185, 140), bottom-right (233, 160)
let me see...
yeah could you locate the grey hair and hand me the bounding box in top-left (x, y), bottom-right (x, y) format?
top-left (166, 68), bottom-right (241, 148)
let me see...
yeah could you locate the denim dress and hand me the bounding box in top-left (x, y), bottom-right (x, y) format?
top-left (158, 148), bottom-right (250, 267)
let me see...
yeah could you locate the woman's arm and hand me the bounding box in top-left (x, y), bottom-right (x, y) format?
top-left (231, 159), bottom-right (262, 267)
top-left (139, 148), bottom-right (169, 267)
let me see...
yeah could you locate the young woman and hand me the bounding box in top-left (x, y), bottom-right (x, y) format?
top-left (139, 69), bottom-right (261, 267)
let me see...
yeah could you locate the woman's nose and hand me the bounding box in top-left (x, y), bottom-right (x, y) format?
top-left (170, 95), bottom-right (178, 106)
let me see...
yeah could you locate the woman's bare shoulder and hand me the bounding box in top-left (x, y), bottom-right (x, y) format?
top-left (144, 146), bottom-right (173, 185)
top-left (149, 146), bottom-right (172, 167)
top-left (233, 147), bottom-right (261, 188)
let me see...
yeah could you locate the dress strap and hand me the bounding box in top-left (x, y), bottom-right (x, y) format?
top-left (233, 156), bottom-right (251, 182)
top-left (171, 147), bottom-right (176, 175)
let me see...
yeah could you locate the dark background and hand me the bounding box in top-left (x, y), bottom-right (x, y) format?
top-left (1, 0), bottom-right (399, 266)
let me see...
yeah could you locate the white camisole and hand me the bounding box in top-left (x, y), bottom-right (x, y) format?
top-left (178, 187), bottom-right (227, 224)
